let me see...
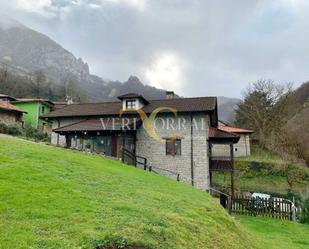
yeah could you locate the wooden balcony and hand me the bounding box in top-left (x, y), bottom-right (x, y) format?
top-left (210, 156), bottom-right (233, 172)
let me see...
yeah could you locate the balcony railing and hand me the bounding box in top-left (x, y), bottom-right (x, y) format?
top-left (210, 156), bottom-right (233, 172)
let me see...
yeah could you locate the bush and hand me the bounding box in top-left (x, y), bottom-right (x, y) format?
top-left (7, 125), bottom-right (22, 136)
top-left (0, 123), bottom-right (50, 142)
top-left (24, 126), bottom-right (50, 142)
top-left (300, 198), bottom-right (309, 224)
top-left (0, 123), bottom-right (9, 134)
top-left (235, 160), bottom-right (268, 177)
top-left (0, 123), bottom-right (22, 136)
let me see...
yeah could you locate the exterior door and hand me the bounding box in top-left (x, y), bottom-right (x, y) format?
top-left (111, 136), bottom-right (118, 158)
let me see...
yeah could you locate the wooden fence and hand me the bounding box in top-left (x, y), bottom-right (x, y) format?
top-left (230, 196), bottom-right (295, 220)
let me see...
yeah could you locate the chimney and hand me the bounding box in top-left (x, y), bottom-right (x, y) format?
top-left (66, 95), bottom-right (73, 105)
top-left (166, 91), bottom-right (175, 99)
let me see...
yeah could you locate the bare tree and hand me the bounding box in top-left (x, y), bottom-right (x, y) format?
top-left (235, 79), bottom-right (292, 148)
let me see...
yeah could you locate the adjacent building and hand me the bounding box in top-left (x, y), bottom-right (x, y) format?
top-left (43, 93), bottom-right (240, 192)
top-left (0, 101), bottom-right (24, 127)
top-left (0, 94), bottom-right (17, 102)
top-left (11, 99), bottom-right (54, 131)
top-left (212, 121), bottom-right (253, 157)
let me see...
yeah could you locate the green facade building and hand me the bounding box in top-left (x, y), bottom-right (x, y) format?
top-left (11, 99), bottom-right (54, 130)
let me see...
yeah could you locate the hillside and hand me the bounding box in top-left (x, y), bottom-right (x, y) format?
top-left (0, 16), bottom-right (239, 121)
top-left (0, 16), bottom-right (169, 102)
top-left (213, 145), bottom-right (309, 197)
top-left (285, 82), bottom-right (309, 165)
top-left (0, 135), bottom-right (253, 249)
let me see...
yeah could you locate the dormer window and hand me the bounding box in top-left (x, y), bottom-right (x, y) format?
top-left (118, 93), bottom-right (149, 111)
top-left (126, 99), bottom-right (137, 109)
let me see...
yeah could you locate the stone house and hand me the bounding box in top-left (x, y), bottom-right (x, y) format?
top-left (0, 101), bottom-right (24, 127)
top-left (43, 93), bottom-right (239, 191)
top-left (0, 94), bottom-right (17, 102)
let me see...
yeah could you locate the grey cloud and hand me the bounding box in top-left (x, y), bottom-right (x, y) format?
top-left (0, 0), bottom-right (308, 97)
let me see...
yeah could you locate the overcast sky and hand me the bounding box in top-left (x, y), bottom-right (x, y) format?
top-left (1, 0), bottom-right (309, 97)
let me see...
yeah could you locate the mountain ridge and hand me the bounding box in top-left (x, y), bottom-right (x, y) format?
top-left (0, 17), bottom-right (240, 121)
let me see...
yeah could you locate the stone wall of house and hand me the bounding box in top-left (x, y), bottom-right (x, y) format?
top-left (212, 134), bottom-right (251, 157)
top-left (136, 113), bottom-right (210, 190)
top-left (0, 110), bottom-right (22, 126)
top-left (51, 118), bottom-right (84, 146)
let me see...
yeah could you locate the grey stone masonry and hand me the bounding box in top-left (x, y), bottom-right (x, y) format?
top-left (0, 109), bottom-right (22, 127)
top-left (50, 112), bottom-right (212, 191)
top-left (136, 113), bottom-right (210, 190)
top-left (51, 117), bottom-right (83, 146)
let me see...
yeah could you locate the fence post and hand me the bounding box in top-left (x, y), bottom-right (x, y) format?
top-left (228, 196), bottom-right (232, 214)
top-left (121, 148), bottom-right (124, 163)
top-left (177, 174), bottom-right (180, 182)
top-left (149, 166), bottom-right (152, 172)
top-left (292, 197), bottom-right (296, 221)
top-left (134, 155), bottom-right (137, 167)
top-left (144, 158), bottom-right (147, 170)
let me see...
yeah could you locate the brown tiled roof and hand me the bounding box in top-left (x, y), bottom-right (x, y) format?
top-left (43, 97), bottom-right (217, 118)
top-left (0, 94), bottom-right (17, 101)
top-left (118, 93), bottom-right (149, 104)
top-left (218, 125), bottom-right (253, 134)
top-left (12, 99), bottom-right (54, 106)
top-left (54, 117), bottom-right (141, 133)
top-left (0, 102), bottom-right (24, 113)
top-left (209, 127), bottom-right (240, 143)
top-left (118, 93), bottom-right (142, 99)
top-left (53, 102), bottom-right (67, 110)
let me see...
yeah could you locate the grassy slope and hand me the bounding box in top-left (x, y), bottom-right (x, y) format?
top-left (238, 216), bottom-right (309, 249)
top-left (0, 135), bottom-right (252, 249)
top-left (213, 145), bottom-right (309, 195)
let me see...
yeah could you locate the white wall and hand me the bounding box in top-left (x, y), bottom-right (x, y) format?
top-left (51, 118), bottom-right (83, 146)
top-left (212, 134), bottom-right (251, 157)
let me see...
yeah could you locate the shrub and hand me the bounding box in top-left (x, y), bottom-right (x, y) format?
top-left (0, 123), bottom-right (9, 134)
top-left (85, 142), bottom-right (92, 149)
top-left (0, 123), bottom-right (22, 136)
top-left (7, 125), bottom-right (22, 136)
top-left (235, 160), bottom-right (268, 177)
top-left (0, 122), bottom-right (50, 142)
top-left (235, 160), bottom-right (254, 177)
top-left (23, 126), bottom-right (50, 142)
top-left (300, 198), bottom-right (309, 224)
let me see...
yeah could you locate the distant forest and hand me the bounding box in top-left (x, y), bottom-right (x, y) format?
top-left (0, 65), bottom-right (83, 101)
top-left (235, 80), bottom-right (309, 166)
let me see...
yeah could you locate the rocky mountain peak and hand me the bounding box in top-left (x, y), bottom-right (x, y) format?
top-left (126, 75), bottom-right (143, 85)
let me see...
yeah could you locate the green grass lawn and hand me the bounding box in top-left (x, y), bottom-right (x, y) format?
top-left (238, 216), bottom-right (309, 249)
top-left (0, 135), bottom-right (253, 249)
top-left (213, 172), bottom-right (308, 195)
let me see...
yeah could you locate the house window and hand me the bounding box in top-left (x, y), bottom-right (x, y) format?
top-left (41, 106), bottom-right (45, 114)
top-left (126, 99), bottom-right (137, 109)
top-left (166, 139), bottom-right (181, 156)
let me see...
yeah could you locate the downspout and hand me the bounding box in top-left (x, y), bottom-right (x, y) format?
top-left (190, 114), bottom-right (194, 186)
top-left (244, 134), bottom-right (248, 156)
top-left (208, 141), bottom-right (212, 189)
top-left (56, 120), bottom-right (60, 145)
top-left (36, 103), bottom-right (40, 129)
top-left (207, 116), bottom-right (212, 190)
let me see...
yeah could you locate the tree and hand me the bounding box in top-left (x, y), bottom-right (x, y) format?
top-left (32, 70), bottom-right (47, 98)
top-left (235, 80), bottom-right (292, 149)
